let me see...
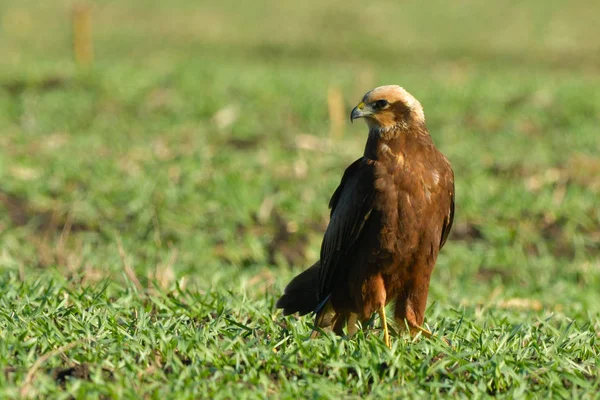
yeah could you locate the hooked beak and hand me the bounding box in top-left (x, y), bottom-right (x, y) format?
top-left (350, 102), bottom-right (370, 122)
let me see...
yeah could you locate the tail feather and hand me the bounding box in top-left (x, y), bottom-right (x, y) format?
top-left (277, 261), bottom-right (344, 337)
top-left (276, 262), bottom-right (321, 316)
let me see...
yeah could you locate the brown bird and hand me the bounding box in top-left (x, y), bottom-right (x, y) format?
top-left (276, 85), bottom-right (454, 347)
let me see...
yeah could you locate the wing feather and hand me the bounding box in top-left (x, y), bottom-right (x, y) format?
top-left (439, 182), bottom-right (455, 249)
top-left (317, 158), bottom-right (375, 300)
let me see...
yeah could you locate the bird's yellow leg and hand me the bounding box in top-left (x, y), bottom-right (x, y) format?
top-left (379, 304), bottom-right (391, 348)
top-left (410, 323), bottom-right (452, 346)
top-left (411, 324), bottom-right (433, 338)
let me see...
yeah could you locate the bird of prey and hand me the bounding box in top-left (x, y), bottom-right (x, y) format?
top-left (276, 85), bottom-right (454, 347)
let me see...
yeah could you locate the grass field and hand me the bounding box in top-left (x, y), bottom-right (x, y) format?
top-left (1, 0), bottom-right (600, 397)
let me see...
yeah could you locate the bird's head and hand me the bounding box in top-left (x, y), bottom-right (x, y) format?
top-left (350, 85), bottom-right (425, 132)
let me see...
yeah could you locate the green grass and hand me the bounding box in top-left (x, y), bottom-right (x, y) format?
top-left (1, 0), bottom-right (600, 397)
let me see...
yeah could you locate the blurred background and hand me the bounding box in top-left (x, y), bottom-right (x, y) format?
top-left (1, 0), bottom-right (599, 310)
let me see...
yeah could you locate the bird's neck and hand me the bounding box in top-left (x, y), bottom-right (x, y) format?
top-left (363, 124), bottom-right (431, 161)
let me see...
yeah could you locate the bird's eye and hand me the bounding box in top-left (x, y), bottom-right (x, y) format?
top-left (373, 100), bottom-right (389, 109)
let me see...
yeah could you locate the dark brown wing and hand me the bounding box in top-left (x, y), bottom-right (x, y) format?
top-left (439, 180), bottom-right (455, 249)
top-left (318, 157), bottom-right (375, 300)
